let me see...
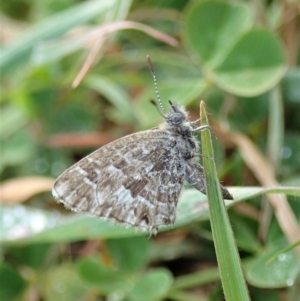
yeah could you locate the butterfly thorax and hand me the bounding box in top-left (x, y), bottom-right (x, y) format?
top-left (158, 103), bottom-right (198, 160)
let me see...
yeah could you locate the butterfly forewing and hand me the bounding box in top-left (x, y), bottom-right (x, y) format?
top-left (53, 129), bottom-right (185, 233)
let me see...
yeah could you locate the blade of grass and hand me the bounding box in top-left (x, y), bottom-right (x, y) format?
top-left (266, 240), bottom-right (300, 264)
top-left (167, 290), bottom-right (205, 301)
top-left (267, 86), bottom-right (284, 170)
top-left (0, 1), bottom-right (127, 73)
top-left (172, 267), bottom-right (220, 290)
top-left (199, 101), bottom-right (250, 301)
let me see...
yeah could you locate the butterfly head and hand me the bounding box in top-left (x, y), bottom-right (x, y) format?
top-left (166, 100), bottom-right (187, 125)
top-left (162, 100), bottom-right (193, 134)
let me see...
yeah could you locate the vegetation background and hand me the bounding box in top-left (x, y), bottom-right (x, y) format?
top-left (0, 0), bottom-right (299, 300)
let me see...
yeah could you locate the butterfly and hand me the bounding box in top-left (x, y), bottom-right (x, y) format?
top-left (52, 56), bottom-right (233, 235)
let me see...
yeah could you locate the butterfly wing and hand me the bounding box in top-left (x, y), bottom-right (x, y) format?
top-left (52, 129), bottom-right (185, 233)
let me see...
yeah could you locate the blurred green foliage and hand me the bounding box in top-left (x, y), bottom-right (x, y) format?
top-left (0, 0), bottom-right (299, 300)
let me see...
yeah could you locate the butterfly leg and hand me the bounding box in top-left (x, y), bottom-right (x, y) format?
top-left (192, 125), bottom-right (218, 140)
top-left (185, 159), bottom-right (207, 195)
top-left (191, 125), bottom-right (210, 132)
top-left (185, 159), bottom-right (233, 200)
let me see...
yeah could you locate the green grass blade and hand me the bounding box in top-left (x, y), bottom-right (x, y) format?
top-left (200, 101), bottom-right (250, 301)
top-left (0, 0), bottom-right (130, 73)
top-left (267, 86), bottom-right (284, 170)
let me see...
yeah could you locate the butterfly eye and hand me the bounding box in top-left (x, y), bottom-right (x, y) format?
top-left (169, 113), bottom-right (184, 125)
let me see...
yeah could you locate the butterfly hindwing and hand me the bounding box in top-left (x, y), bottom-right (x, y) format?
top-left (53, 129), bottom-right (186, 233)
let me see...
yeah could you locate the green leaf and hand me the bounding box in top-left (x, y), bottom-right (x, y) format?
top-left (0, 130), bottom-right (35, 173)
top-left (184, 0), bottom-right (252, 68)
top-left (1, 187), bottom-right (299, 244)
top-left (9, 243), bottom-right (52, 269)
top-left (282, 68), bottom-right (300, 103)
top-left (213, 29), bottom-right (286, 96)
top-left (184, 1), bottom-right (286, 96)
top-left (128, 268), bottom-right (173, 301)
top-left (245, 241), bottom-right (300, 288)
top-left (0, 263), bottom-right (26, 301)
top-left (76, 257), bottom-right (132, 294)
top-left (231, 217), bottom-right (262, 253)
top-left (41, 264), bottom-right (89, 301)
top-left (85, 75), bottom-right (137, 123)
top-left (106, 236), bottom-right (149, 272)
top-left (281, 133), bottom-right (300, 175)
top-left (0, 105), bottom-right (29, 140)
top-left (24, 214), bottom-right (137, 242)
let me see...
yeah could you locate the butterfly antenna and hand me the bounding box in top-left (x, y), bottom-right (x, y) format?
top-left (146, 55), bottom-right (165, 114)
top-left (150, 99), bottom-right (166, 118)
